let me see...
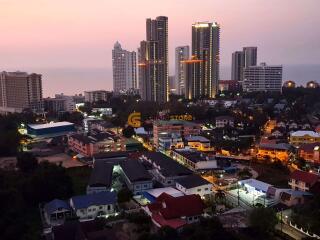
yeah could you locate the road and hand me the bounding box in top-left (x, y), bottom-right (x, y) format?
top-left (276, 223), bottom-right (308, 240)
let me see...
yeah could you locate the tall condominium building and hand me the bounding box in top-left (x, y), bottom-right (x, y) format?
top-left (184, 21), bottom-right (220, 99)
top-left (231, 51), bottom-right (245, 82)
top-left (112, 41), bottom-right (137, 93)
top-left (243, 47), bottom-right (258, 67)
top-left (243, 63), bottom-right (283, 92)
top-left (0, 71), bottom-right (43, 113)
top-left (84, 90), bottom-right (110, 103)
top-left (138, 16), bottom-right (169, 103)
top-left (175, 46), bottom-right (189, 95)
top-left (231, 47), bottom-right (257, 83)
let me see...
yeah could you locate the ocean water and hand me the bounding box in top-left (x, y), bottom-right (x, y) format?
top-left (27, 65), bottom-right (320, 97)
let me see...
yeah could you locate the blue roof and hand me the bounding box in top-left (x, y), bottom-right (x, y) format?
top-left (71, 191), bottom-right (117, 210)
top-left (44, 199), bottom-right (71, 215)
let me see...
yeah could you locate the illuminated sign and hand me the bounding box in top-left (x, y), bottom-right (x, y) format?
top-left (127, 112), bottom-right (141, 128)
top-left (169, 114), bottom-right (193, 121)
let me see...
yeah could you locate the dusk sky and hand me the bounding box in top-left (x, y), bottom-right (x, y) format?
top-left (1, 0), bottom-right (320, 95)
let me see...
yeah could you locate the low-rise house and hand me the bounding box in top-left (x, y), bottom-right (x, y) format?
top-left (215, 116), bottom-right (235, 128)
top-left (70, 191), bottom-right (117, 220)
top-left (119, 160), bottom-right (153, 194)
top-left (289, 130), bottom-right (320, 146)
top-left (185, 136), bottom-right (213, 152)
top-left (141, 152), bottom-right (192, 187)
top-left (271, 128), bottom-right (285, 138)
top-left (288, 170), bottom-right (320, 192)
top-left (257, 143), bottom-right (292, 162)
top-left (279, 190), bottom-right (312, 207)
top-left (44, 199), bottom-right (72, 226)
top-left (171, 148), bottom-right (217, 171)
top-left (87, 161), bottom-right (113, 194)
top-left (298, 142), bottom-right (320, 164)
top-left (175, 175), bottom-right (213, 198)
top-left (144, 193), bottom-right (205, 230)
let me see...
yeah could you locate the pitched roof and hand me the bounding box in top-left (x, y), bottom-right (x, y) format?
top-left (88, 161), bottom-right (113, 188)
top-left (44, 199), bottom-right (71, 215)
top-left (148, 193), bottom-right (205, 219)
top-left (259, 143), bottom-right (291, 151)
top-left (176, 175), bottom-right (211, 189)
top-left (142, 152), bottom-right (192, 177)
top-left (290, 170), bottom-right (320, 186)
top-left (291, 131), bottom-right (320, 138)
top-left (120, 160), bottom-right (152, 182)
top-left (71, 191), bottom-right (117, 210)
top-left (299, 142), bottom-right (320, 153)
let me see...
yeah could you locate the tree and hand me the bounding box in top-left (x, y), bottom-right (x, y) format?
top-left (122, 126), bottom-right (136, 138)
top-left (117, 188), bottom-right (133, 203)
top-left (249, 207), bottom-right (278, 234)
top-left (16, 152), bottom-right (38, 173)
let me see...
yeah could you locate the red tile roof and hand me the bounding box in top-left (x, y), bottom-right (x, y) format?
top-left (152, 213), bottom-right (186, 229)
top-left (147, 193), bottom-right (205, 220)
top-left (291, 170), bottom-right (320, 186)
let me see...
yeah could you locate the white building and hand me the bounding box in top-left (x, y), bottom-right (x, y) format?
top-left (84, 90), bottom-right (109, 103)
top-left (69, 191), bottom-right (117, 220)
top-left (175, 46), bottom-right (189, 95)
top-left (243, 63), bottom-right (282, 92)
top-left (112, 41), bottom-right (137, 93)
top-left (175, 175), bottom-right (213, 198)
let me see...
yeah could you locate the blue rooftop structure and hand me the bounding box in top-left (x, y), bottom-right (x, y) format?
top-left (70, 191), bottom-right (117, 210)
top-left (44, 199), bottom-right (72, 215)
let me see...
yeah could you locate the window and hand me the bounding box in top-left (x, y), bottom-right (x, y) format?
top-left (197, 189), bottom-right (201, 192)
top-left (205, 188), bottom-right (209, 191)
top-left (107, 205), bottom-right (111, 210)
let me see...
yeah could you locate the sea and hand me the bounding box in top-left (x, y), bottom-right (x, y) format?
top-left (23, 64), bottom-right (320, 97)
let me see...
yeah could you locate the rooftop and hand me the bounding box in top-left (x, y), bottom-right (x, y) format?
top-left (173, 149), bottom-right (209, 163)
top-left (259, 143), bottom-right (292, 151)
top-left (291, 131), bottom-right (320, 138)
top-left (88, 161), bottom-right (114, 188)
top-left (185, 136), bottom-right (210, 143)
top-left (28, 121), bottom-right (74, 130)
top-left (290, 170), bottom-right (320, 186)
top-left (44, 199), bottom-right (71, 215)
top-left (176, 175), bottom-right (211, 189)
top-left (142, 152), bottom-right (192, 177)
top-left (239, 178), bottom-right (272, 193)
top-left (120, 160), bottom-right (152, 182)
top-left (154, 119), bottom-right (199, 127)
top-left (71, 191), bottom-right (117, 210)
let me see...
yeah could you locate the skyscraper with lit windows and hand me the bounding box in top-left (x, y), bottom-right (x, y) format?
top-left (184, 21), bottom-right (220, 99)
top-left (139, 16), bottom-right (168, 102)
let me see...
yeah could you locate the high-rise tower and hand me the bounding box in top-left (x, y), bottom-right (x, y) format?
top-left (112, 41), bottom-right (137, 93)
top-left (175, 46), bottom-right (189, 95)
top-left (184, 21), bottom-right (220, 99)
top-left (139, 16), bottom-right (168, 102)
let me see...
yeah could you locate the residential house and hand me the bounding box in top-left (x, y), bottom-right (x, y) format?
top-left (44, 199), bottom-right (72, 226)
top-left (87, 161), bottom-right (114, 194)
top-left (171, 149), bottom-right (217, 171)
top-left (298, 142), bottom-right (320, 164)
top-left (119, 160), bottom-right (153, 194)
top-left (257, 143), bottom-right (292, 162)
top-left (70, 191), bottom-right (117, 220)
top-left (288, 170), bottom-right (320, 192)
top-left (141, 152), bottom-right (192, 187)
top-left (175, 175), bottom-right (213, 198)
top-left (279, 190), bottom-right (312, 207)
top-left (144, 193), bottom-right (205, 230)
top-left (289, 131), bottom-right (320, 146)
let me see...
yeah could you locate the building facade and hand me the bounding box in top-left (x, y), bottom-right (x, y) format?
top-left (0, 71), bottom-right (43, 113)
top-left (84, 90), bottom-right (110, 103)
top-left (243, 47), bottom-right (257, 68)
top-left (112, 41), bottom-right (137, 93)
top-left (243, 63), bottom-right (283, 92)
top-left (175, 46), bottom-right (189, 95)
top-left (231, 51), bottom-right (245, 82)
top-left (290, 131), bottom-right (320, 146)
top-left (139, 16), bottom-right (169, 103)
top-left (187, 21), bottom-right (220, 99)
